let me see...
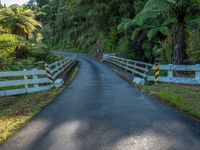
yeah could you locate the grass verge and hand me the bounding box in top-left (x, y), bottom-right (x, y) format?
top-left (0, 64), bottom-right (79, 144)
top-left (138, 84), bottom-right (200, 121)
top-left (104, 62), bottom-right (200, 121)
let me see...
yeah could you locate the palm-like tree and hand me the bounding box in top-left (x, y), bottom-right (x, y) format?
top-left (136, 0), bottom-right (199, 64)
top-left (0, 5), bottom-right (42, 40)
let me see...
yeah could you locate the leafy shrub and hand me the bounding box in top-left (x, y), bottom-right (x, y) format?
top-left (103, 29), bottom-right (118, 52)
top-left (116, 36), bottom-right (135, 58)
top-left (187, 29), bottom-right (200, 64)
top-left (9, 58), bottom-right (36, 70)
top-left (0, 34), bottom-right (21, 70)
top-left (0, 51), bottom-right (13, 70)
top-left (29, 43), bottom-right (49, 61)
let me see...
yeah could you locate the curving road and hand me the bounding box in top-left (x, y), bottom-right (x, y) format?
top-left (1, 53), bottom-right (200, 150)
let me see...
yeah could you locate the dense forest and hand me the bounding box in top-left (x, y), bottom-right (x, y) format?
top-left (0, 0), bottom-right (200, 70)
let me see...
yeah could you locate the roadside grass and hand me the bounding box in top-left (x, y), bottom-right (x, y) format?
top-left (138, 84), bottom-right (200, 120)
top-left (0, 65), bottom-right (79, 144)
top-left (104, 62), bottom-right (200, 121)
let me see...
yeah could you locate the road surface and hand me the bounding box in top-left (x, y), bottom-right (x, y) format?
top-left (1, 54), bottom-right (200, 150)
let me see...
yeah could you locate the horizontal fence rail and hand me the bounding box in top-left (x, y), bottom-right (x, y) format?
top-left (147, 64), bottom-right (200, 85)
top-left (0, 55), bottom-right (76, 97)
top-left (103, 54), bottom-right (153, 78)
top-left (103, 53), bottom-right (200, 85)
top-left (45, 55), bottom-right (76, 82)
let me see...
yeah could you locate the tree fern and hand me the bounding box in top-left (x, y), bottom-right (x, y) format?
top-left (134, 0), bottom-right (175, 25)
top-left (0, 5), bottom-right (42, 39)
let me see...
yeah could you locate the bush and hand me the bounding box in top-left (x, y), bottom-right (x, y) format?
top-left (29, 43), bottom-right (64, 63)
top-left (187, 29), bottom-right (200, 64)
top-left (0, 34), bottom-right (21, 70)
top-left (29, 43), bottom-right (49, 61)
top-left (0, 51), bottom-right (13, 70)
top-left (103, 29), bottom-right (118, 52)
top-left (116, 36), bottom-right (135, 58)
top-left (0, 34), bottom-right (64, 71)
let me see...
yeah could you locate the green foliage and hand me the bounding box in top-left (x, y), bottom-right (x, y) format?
top-left (34, 0), bottom-right (199, 64)
top-left (135, 0), bottom-right (200, 64)
top-left (29, 43), bottom-right (49, 60)
top-left (103, 29), bottom-right (118, 52)
top-left (0, 33), bottom-right (59, 71)
top-left (0, 34), bottom-right (21, 70)
top-left (0, 4), bottom-right (63, 71)
top-left (0, 5), bottom-right (42, 39)
top-left (187, 29), bottom-right (200, 63)
top-left (116, 36), bottom-right (134, 58)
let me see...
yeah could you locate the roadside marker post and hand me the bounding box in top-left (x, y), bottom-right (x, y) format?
top-left (45, 64), bottom-right (54, 86)
top-left (155, 64), bottom-right (160, 85)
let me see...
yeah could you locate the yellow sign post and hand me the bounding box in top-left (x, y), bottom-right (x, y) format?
top-left (155, 64), bottom-right (159, 85)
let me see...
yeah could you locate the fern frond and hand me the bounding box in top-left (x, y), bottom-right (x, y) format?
top-left (135, 0), bottom-right (176, 25)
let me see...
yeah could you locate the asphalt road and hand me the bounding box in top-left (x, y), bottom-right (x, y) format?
top-left (1, 54), bottom-right (200, 150)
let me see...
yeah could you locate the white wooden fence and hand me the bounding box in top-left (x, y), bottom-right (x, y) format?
top-left (45, 55), bottom-right (76, 82)
top-left (103, 54), bottom-right (200, 85)
top-left (0, 55), bottom-right (76, 97)
top-left (147, 64), bottom-right (200, 85)
top-left (103, 54), bottom-right (153, 78)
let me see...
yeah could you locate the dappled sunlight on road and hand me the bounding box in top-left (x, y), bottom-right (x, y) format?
top-left (112, 129), bottom-right (171, 150)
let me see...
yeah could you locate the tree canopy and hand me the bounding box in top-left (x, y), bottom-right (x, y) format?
top-left (1, 0), bottom-right (200, 65)
top-left (33, 0), bottom-right (199, 64)
top-left (0, 5), bottom-right (42, 40)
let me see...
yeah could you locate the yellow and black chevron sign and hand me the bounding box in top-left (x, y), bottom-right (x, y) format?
top-left (155, 64), bottom-right (159, 84)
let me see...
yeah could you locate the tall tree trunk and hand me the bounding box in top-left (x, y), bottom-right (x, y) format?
top-left (173, 22), bottom-right (186, 64)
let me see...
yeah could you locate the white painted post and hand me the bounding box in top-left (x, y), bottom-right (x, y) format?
top-left (132, 62), bottom-right (137, 76)
top-left (56, 62), bottom-right (59, 72)
top-left (167, 64), bottom-right (173, 78)
top-left (74, 54), bottom-right (76, 61)
top-left (32, 69), bottom-right (39, 87)
top-left (144, 65), bottom-right (148, 79)
top-left (125, 60), bottom-right (128, 71)
top-left (24, 69), bottom-right (28, 89)
top-left (195, 64), bottom-right (200, 80)
top-left (61, 61), bottom-right (64, 69)
top-left (63, 60), bottom-right (66, 68)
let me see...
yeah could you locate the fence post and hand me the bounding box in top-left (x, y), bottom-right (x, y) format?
top-left (32, 69), bottom-right (39, 88)
top-left (155, 64), bottom-right (160, 85)
top-left (167, 64), bottom-right (173, 78)
top-left (103, 54), bottom-right (106, 61)
top-left (61, 60), bottom-right (65, 70)
top-left (74, 54), bottom-right (77, 61)
top-left (125, 60), bottom-right (129, 71)
top-left (195, 64), bottom-right (200, 80)
top-left (143, 65), bottom-right (148, 79)
top-left (45, 64), bottom-right (54, 86)
top-left (56, 62), bottom-right (59, 71)
top-left (64, 59), bottom-right (67, 67)
top-left (23, 69), bottom-right (28, 89)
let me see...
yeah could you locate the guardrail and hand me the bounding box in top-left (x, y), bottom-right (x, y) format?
top-left (147, 64), bottom-right (200, 85)
top-left (0, 55), bottom-right (76, 97)
top-left (103, 54), bottom-right (153, 78)
top-left (45, 55), bottom-right (76, 83)
top-left (103, 54), bottom-right (200, 85)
